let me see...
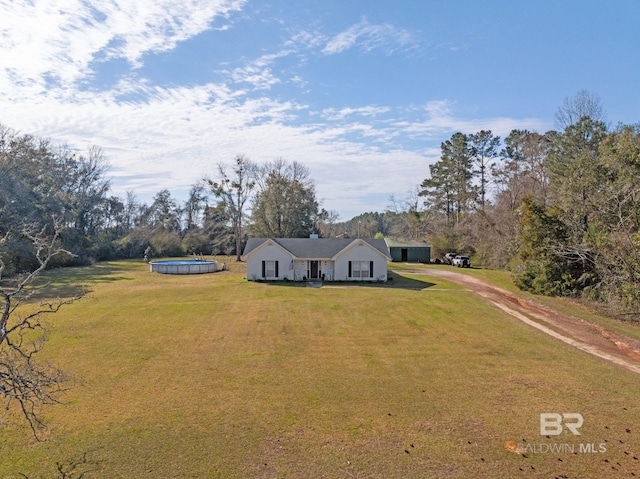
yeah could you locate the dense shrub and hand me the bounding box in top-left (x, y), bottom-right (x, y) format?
top-left (149, 230), bottom-right (183, 258)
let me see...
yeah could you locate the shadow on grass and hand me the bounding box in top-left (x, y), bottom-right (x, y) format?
top-left (19, 448), bottom-right (103, 479)
top-left (32, 261), bottom-right (136, 299)
top-left (261, 270), bottom-right (435, 291)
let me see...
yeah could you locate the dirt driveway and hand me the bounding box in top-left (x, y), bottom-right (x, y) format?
top-left (405, 267), bottom-right (640, 376)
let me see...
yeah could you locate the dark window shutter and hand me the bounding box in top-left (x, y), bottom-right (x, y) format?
top-left (275, 261), bottom-right (279, 278)
top-left (370, 261), bottom-right (374, 278)
top-left (262, 261), bottom-right (266, 278)
top-left (348, 261), bottom-right (352, 277)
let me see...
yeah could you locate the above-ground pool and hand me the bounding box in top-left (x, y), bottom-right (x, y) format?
top-left (149, 260), bottom-right (218, 275)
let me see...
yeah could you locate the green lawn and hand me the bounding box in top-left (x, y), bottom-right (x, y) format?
top-left (2, 259), bottom-right (640, 478)
top-left (395, 262), bottom-right (640, 344)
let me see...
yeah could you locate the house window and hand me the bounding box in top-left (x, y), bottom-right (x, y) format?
top-left (262, 260), bottom-right (279, 278)
top-left (349, 261), bottom-right (373, 278)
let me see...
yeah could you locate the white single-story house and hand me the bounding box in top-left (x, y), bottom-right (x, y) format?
top-left (242, 237), bottom-right (392, 282)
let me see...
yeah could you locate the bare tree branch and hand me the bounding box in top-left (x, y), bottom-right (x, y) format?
top-left (0, 218), bottom-right (84, 439)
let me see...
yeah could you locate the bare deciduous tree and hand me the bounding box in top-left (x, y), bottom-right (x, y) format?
top-left (0, 219), bottom-right (84, 438)
top-left (388, 189), bottom-right (432, 239)
top-left (316, 208), bottom-right (341, 238)
top-left (555, 90), bottom-right (606, 130)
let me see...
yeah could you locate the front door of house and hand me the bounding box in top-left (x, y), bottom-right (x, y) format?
top-left (308, 260), bottom-right (320, 279)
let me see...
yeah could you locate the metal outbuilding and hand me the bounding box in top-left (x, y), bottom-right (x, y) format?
top-left (384, 237), bottom-right (431, 263)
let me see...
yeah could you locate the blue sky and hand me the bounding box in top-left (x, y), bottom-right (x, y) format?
top-left (1, 0), bottom-right (639, 219)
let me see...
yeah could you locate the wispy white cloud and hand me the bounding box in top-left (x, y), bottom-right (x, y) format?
top-left (322, 18), bottom-right (417, 55)
top-left (286, 30), bottom-right (326, 51)
top-left (0, 0), bottom-right (245, 92)
top-left (400, 101), bottom-right (551, 139)
top-left (321, 105), bottom-right (391, 121)
top-left (222, 50), bottom-right (294, 90)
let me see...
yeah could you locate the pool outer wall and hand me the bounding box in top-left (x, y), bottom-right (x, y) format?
top-left (149, 260), bottom-right (218, 275)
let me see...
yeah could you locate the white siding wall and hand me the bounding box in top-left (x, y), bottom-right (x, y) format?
top-left (334, 242), bottom-right (388, 281)
top-left (246, 243), bottom-right (294, 280)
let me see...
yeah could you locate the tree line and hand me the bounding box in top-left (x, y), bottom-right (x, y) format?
top-left (418, 91), bottom-right (640, 315)
top-left (0, 127), bottom-right (347, 271)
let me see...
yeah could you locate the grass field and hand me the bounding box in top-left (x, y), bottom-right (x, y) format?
top-left (2, 259), bottom-right (640, 478)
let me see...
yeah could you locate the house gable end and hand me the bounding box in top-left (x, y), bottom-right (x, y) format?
top-left (241, 238), bottom-right (296, 261)
top-left (332, 239), bottom-right (391, 261)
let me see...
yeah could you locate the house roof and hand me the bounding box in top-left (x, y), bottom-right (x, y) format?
top-left (242, 238), bottom-right (391, 260)
top-left (384, 237), bottom-right (432, 248)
